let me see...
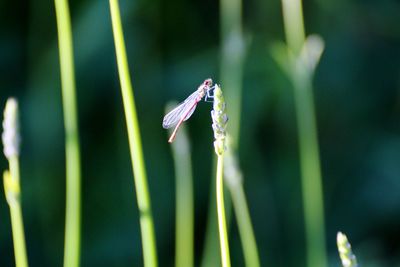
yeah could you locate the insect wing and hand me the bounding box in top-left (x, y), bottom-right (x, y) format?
top-left (162, 91), bottom-right (199, 129)
top-left (183, 103), bottom-right (197, 122)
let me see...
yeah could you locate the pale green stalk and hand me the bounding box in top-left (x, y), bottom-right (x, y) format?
top-left (280, 0), bottom-right (327, 266)
top-left (54, 1), bottom-right (82, 266)
top-left (168, 115), bottom-right (194, 267)
top-left (219, 0), bottom-right (244, 147)
top-left (109, 1), bottom-right (158, 266)
top-left (224, 143), bottom-right (260, 267)
top-left (212, 85), bottom-right (231, 267)
top-left (201, 0), bottom-right (245, 264)
top-left (229, 185), bottom-right (259, 267)
top-left (4, 161), bottom-right (29, 267)
top-left (2, 98), bottom-right (29, 267)
top-left (216, 155), bottom-right (230, 267)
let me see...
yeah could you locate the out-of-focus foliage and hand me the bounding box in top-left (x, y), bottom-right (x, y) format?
top-left (0, 0), bottom-right (399, 266)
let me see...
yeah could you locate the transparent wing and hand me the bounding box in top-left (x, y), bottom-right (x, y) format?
top-left (163, 91), bottom-right (199, 129)
top-left (183, 104), bottom-right (197, 122)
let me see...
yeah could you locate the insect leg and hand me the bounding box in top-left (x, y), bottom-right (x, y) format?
top-left (204, 86), bottom-right (215, 102)
top-left (168, 116), bottom-right (186, 143)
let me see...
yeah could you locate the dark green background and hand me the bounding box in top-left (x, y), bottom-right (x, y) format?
top-left (1, 0), bottom-right (399, 266)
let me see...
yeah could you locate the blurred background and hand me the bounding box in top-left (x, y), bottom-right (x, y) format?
top-left (1, 0), bottom-right (400, 266)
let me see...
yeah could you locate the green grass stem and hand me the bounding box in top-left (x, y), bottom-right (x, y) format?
top-left (212, 85), bottom-right (231, 267)
top-left (216, 155), bottom-right (231, 267)
top-left (224, 144), bottom-right (260, 267)
top-left (201, 0), bottom-right (245, 264)
top-left (4, 159), bottom-right (29, 267)
top-left (229, 185), bottom-right (260, 267)
top-left (168, 115), bottom-right (194, 267)
top-left (53, 1), bottom-right (82, 266)
top-left (219, 0), bottom-right (244, 150)
top-left (280, 0), bottom-right (327, 266)
top-left (109, 1), bottom-right (158, 266)
top-left (2, 98), bottom-right (28, 267)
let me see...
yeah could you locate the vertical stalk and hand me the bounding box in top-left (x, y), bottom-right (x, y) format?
top-left (109, 1), bottom-right (158, 266)
top-left (280, 0), bottom-right (327, 267)
top-left (281, 0), bottom-right (306, 55)
top-left (54, 1), bottom-right (81, 266)
top-left (229, 185), bottom-right (259, 267)
top-left (219, 0), bottom-right (244, 148)
top-left (223, 136), bottom-right (260, 267)
top-left (212, 85), bottom-right (231, 267)
top-left (3, 98), bottom-right (28, 267)
top-left (216, 155), bottom-right (230, 267)
top-left (9, 158), bottom-right (27, 267)
top-left (202, 0), bottom-right (245, 264)
top-left (9, 199), bottom-right (28, 267)
top-left (220, 0), bottom-right (260, 265)
top-left (4, 158), bottom-right (29, 267)
top-left (169, 122), bottom-right (194, 267)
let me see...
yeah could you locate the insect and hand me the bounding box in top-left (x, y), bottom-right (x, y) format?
top-left (163, 78), bottom-right (214, 143)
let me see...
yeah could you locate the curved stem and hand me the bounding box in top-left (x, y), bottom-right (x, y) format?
top-left (109, 1), bottom-right (158, 266)
top-left (230, 184), bottom-right (260, 267)
top-left (54, 0), bottom-right (82, 266)
top-left (281, 0), bottom-right (327, 266)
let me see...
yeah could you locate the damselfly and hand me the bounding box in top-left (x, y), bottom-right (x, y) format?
top-left (163, 78), bottom-right (214, 143)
